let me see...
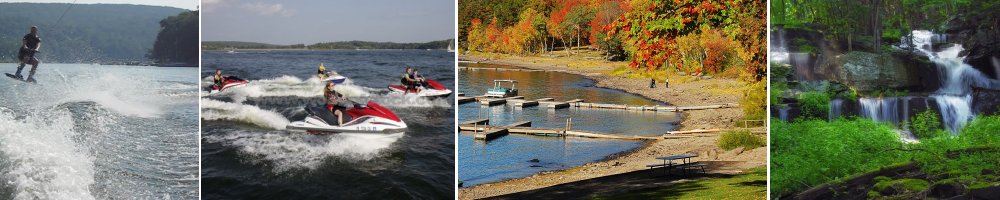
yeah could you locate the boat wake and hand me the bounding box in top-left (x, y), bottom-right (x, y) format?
top-left (203, 131), bottom-right (403, 173)
top-left (0, 64), bottom-right (198, 199)
top-left (200, 98), bottom-right (290, 130)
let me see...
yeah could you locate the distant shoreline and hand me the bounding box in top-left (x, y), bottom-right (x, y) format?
top-left (202, 48), bottom-right (449, 51)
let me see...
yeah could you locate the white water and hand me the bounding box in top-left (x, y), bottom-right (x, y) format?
top-left (0, 111), bottom-right (95, 200)
top-left (200, 98), bottom-right (290, 130)
top-left (202, 75), bottom-right (372, 103)
top-left (202, 75), bottom-right (451, 108)
top-left (203, 131), bottom-right (403, 173)
top-left (901, 30), bottom-right (1000, 134)
top-left (829, 99), bottom-right (844, 120)
top-left (0, 64), bottom-right (196, 199)
top-left (859, 97), bottom-right (906, 126)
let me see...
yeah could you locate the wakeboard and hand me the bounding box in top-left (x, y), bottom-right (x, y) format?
top-left (5, 73), bottom-right (35, 83)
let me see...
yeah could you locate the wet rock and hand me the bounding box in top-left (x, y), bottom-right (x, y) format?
top-left (928, 181), bottom-right (966, 199)
top-left (968, 185), bottom-right (1000, 199)
top-left (946, 13), bottom-right (1000, 80)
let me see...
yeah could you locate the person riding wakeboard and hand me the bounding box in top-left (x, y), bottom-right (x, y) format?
top-left (324, 81), bottom-right (352, 127)
top-left (13, 26), bottom-right (41, 82)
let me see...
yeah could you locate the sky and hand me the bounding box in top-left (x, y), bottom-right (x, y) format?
top-left (7, 0), bottom-right (198, 10)
top-left (202, 0), bottom-right (455, 45)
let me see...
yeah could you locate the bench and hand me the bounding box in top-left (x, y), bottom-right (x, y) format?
top-left (685, 163), bottom-right (707, 174)
top-left (647, 162), bottom-right (709, 176)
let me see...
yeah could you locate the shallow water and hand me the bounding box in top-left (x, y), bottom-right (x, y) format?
top-left (0, 64), bottom-right (199, 199)
top-left (457, 63), bottom-right (680, 186)
top-left (200, 50), bottom-right (455, 199)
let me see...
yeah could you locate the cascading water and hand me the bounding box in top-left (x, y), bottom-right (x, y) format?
top-left (859, 97), bottom-right (902, 126)
top-left (829, 99), bottom-right (843, 120)
top-left (770, 26), bottom-right (789, 64)
top-left (902, 30), bottom-right (1000, 134)
top-left (778, 107), bottom-right (789, 122)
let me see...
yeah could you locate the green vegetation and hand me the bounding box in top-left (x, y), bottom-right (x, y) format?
top-left (868, 177), bottom-right (930, 199)
top-left (772, 116), bottom-right (1000, 197)
top-left (717, 130), bottom-right (765, 151)
top-left (910, 109), bottom-right (943, 139)
top-left (0, 3), bottom-right (188, 63)
top-left (201, 40), bottom-right (452, 50)
top-left (149, 11), bottom-right (197, 64)
top-left (796, 91), bottom-right (831, 119)
top-left (592, 167), bottom-right (766, 200)
top-left (771, 118), bottom-right (906, 196)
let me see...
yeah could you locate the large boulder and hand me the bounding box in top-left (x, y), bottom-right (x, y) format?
top-left (832, 51), bottom-right (922, 92)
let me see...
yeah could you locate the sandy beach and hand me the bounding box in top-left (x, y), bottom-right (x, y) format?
top-left (458, 53), bottom-right (766, 199)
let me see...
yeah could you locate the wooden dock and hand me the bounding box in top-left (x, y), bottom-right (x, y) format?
top-left (460, 120), bottom-right (658, 141)
top-left (458, 96), bottom-right (476, 104)
top-left (457, 96), bottom-right (736, 112)
top-left (479, 98), bottom-right (506, 106)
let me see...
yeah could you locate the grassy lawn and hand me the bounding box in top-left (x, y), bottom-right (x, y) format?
top-left (592, 167), bottom-right (766, 200)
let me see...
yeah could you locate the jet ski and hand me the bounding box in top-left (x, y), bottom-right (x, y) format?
top-left (286, 101), bottom-right (407, 134)
top-left (209, 76), bottom-right (249, 93)
top-left (387, 79), bottom-right (453, 98)
top-left (320, 73), bottom-right (348, 84)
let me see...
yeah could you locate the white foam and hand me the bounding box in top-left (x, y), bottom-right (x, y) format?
top-left (29, 70), bottom-right (167, 118)
top-left (369, 94), bottom-right (452, 108)
top-left (206, 75), bottom-right (372, 103)
top-left (203, 131), bottom-right (403, 172)
top-left (0, 111), bottom-right (95, 200)
top-left (200, 99), bottom-right (290, 130)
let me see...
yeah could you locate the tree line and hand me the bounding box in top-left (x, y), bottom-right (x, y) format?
top-left (202, 40), bottom-right (453, 50)
top-left (0, 3), bottom-right (188, 63)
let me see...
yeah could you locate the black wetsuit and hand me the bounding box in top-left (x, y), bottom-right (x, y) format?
top-left (18, 33), bottom-right (41, 61)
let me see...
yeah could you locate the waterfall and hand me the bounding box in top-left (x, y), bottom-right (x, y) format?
top-left (932, 95), bottom-right (973, 134)
top-left (778, 107), bottom-right (789, 122)
top-left (859, 97), bottom-right (902, 126)
top-left (770, 27), bottom-right (789, 64)
top-left (828, 99), bottom-right (843, 120)
top-left (789, 53), bottom-right (813, 80)
top-left (901, 30), bottom-right (1000, 134)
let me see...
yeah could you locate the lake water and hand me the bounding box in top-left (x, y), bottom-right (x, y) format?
top-left (457, 63), bottom-right (680, 186)
top-left (0, 64), bottom-right (199, 199)
top-left (200, 50), bottom-right (455, 199)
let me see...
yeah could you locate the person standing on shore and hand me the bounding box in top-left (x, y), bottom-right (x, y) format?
top-left (14, 26), bottom-right (42, 82)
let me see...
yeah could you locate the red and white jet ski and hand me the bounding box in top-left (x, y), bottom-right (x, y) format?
top-left (387, 79), bottom-right (452, 98)
top-left (210, 76), bottom-right (249, 94)
top-left (286, 101), bottom-right (407, 134)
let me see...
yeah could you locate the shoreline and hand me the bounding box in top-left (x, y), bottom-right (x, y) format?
top-left (457, 53), bottom-right (764, 199)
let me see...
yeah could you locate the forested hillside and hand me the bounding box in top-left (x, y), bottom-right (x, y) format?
top-left (0, 3), bottom-right (188, 63)
top-left (150, 11), bottom-right (198, 65)
top-left (202, 40), bottom-right (452, 50)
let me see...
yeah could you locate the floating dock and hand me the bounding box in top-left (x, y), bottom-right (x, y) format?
top-left (458, 96), bottom-right (736, 112)
top-left (460, 120), bottom-right (658, 141)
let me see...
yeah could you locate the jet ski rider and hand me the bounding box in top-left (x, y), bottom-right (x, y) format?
top-left (400, 66), bottom-right (421, 94)
top-left (325, 81), bottom-right (351, 127)
top-left (317, 63), bottom-right (328, 79)
top-left (213, 69), bottom-right (225, 89)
